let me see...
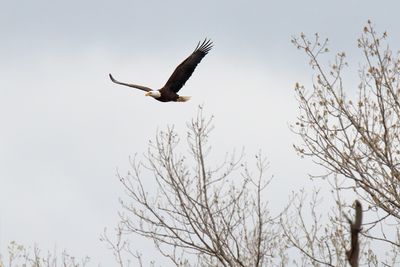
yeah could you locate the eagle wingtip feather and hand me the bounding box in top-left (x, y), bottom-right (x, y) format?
top-left (109, 73), bottom-right (117, 83)
top-left (196, 38), bottom-right (213, 54)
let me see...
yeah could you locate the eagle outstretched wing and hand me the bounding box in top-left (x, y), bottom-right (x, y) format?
top-left (163, 39), bottom-right (213, 93)
top-left (109, 74), bottom-right (152, 92)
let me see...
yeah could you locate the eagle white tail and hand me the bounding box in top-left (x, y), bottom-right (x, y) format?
top-left (177, 96), bottom-right (191, 102)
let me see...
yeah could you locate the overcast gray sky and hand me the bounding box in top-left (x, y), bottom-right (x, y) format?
top-left (1, 0), bottom-right (400, 265)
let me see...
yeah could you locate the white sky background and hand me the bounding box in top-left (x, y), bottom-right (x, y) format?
top-left (1, 0), bottom-right (400, 265)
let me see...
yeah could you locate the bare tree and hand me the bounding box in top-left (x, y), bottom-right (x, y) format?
top-left (115, 107), bottom-right (287, 267)
top-left (281, 176), bottom-right (378, 267)
top-left (291, 20), bottom-right (400, 262)
top-left (101, 225), bottom-right (141, 267)
top-left (0, 241), bottom-right (90, 267)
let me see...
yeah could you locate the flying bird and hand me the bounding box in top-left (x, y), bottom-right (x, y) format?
top-left (109, 39), bottom-right (213, 102)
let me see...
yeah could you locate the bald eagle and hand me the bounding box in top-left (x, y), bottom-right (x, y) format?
top-left (109, 39), bottom-right (213, 102)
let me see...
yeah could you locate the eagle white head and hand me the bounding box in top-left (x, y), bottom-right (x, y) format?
top-left (145, 90), bottom-right (161, 98)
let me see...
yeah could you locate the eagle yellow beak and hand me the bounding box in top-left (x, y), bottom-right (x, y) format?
top-left (145, 92), bottom-right (151, 96)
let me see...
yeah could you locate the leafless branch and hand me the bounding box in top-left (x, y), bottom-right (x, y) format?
top-left (345, 200), bottom-right (363, 267)
top-left (115, 106), bottom-right (285, 266)
top-left (292, 21), bottom-right (400, 255)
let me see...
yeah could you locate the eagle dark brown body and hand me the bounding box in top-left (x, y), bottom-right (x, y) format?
top-left (109, 39), bottom-right (213, 102)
